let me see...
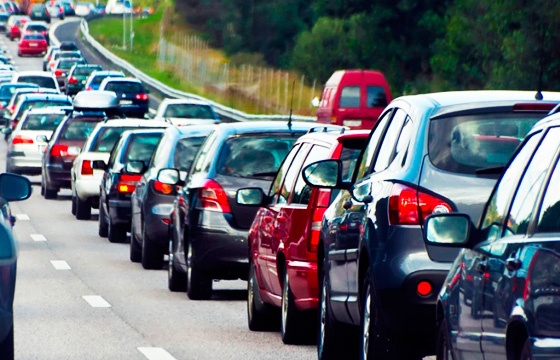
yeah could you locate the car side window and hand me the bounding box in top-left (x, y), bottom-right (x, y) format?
top-left (504, 127), bottom-right (560, 237)
top-left (339, 86), bottom-right (360, 108)
top-left (291, 145), bottom-right (330, 205)
top-left (192, 130), bottom-right (217, 175)
top-left (373, 109), bottom-right (406, 173)
top-left (479, 133), bottom-right (542, 243)
top-left (354, 110), bottom-right (392, 181)
top-left (537, 153), bottom-right (560, 234)
top-left (269, 144), bottom-right (301, 203)
top-left (278, 144), bottom-right (311, 205)
top-left (390, 116), bottom-right (413, 169)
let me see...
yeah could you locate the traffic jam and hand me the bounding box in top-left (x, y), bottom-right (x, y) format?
top-left (0, 5), bottom-right (558, 360)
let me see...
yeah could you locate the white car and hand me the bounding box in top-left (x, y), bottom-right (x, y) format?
top-left (5, 107), bottom-right (71, 174)
top-left (153, 98), bottom-right (220, 126)
top-left (12, 71), bottom-right (61, 93)
top-left (71, 119), bottom-right (171, 220)
top-left (74, 2), bottom-right (94, 16)
top-left (45, 0), bottom-right (64, 19)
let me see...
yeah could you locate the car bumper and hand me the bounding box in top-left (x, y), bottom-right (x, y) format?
top-left (108, 198), bottom-right (132, 227)
top-left (75, 178), bottom-right (101, 201)
top-left (9, 153), bottom-right (42, 172)
top-left (531, 337), bottom-right (560, 359)
top-left (45, 165), bottom-right (71, 189)
top-left (119, 104), bottom-right (149, 116)
top-left (19, 46), bottom-right (47, 54)
top-left (286, 260), bottom-right (319, 311)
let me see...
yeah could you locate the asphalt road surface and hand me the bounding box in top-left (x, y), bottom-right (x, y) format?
top-left (4, 17), bottom-right (435, 360)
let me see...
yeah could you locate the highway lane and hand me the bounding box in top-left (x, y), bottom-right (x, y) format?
top-left (1, 20), bottom-right (316, 360)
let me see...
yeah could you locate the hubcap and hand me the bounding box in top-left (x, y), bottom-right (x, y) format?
top-left (281, 271), bottom-right (288, 334)
top-left (248, 269), bottom-right (254, 319)
top-left (187, 242), bottom-right (193, 286)
top-left (319, 277), bottom-right (327, 354)
top-left (362, 290), bottom-right (371, 360)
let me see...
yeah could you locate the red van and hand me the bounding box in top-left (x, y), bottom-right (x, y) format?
top-left (237, 127), bottom-right (369, 344)
top-left (316, 70), bottom-right (392, 129)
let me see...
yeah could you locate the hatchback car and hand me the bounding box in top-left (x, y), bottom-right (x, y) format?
top-left (238, 127), bottom-right (368, 343)
top-left (84, 70), bottom-right (125, 91)
top-left (302, 91), bottom-right (560, 359)
top-left (97, 129), bottom-right (167, 242)
top-left (12, 71), bottom-right (60, 92)
top-left (21, 21), bottom-right (48, 44)
top-left (7, 92), bottom-right (71, 130)
top-left (163, 121), bottom-right (317, 300)
top-left (46, 50), bottom-right (82, 73)
top-left (29, 3), bottom-right (50, 23)
top-left (98, 77), bottom-right (149, 118)
top-left (17, 33), bottom-right (47, 56)
top-left (7, 15), bottom-right (28, 40)
top-left (153, 99), bottom-right (220, 126)
top-left (426, 111), bottom-right (560, 360)
top-left (65, 64), bottom-right (102, 95)
top-left (130, 125), bottom-right (215, 268)
top-left (53, 58), bottom-right (87, 87)
top-left (0, 82), bottom-right (39, 110)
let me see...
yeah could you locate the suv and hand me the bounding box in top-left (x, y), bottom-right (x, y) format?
top-left (98, 77), bottom-right (149, 118)
top-left (427, 111), bottom-right (560, 360)
top-left (303, 91), bottom-right (560, 359)
top-left (84, 70), bottom-right (125, 91)
top-left (153, 99), bottom-right (220, 126)
top-left (238, 127), bottom-right (368, 343)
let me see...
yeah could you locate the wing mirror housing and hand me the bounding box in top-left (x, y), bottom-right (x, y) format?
top-left (302, 159), bottom-right (351, 190)
top-left (424, 213), bottom-right (479, 248)
top-left (125, 160), bottom-right (146, 174)
top-left (92, 160), bottom-right (107, 171)
top-left (0, 173), bottom-right (32, 201)
top-left (157, 168), bottom-right (184, 186)
top-left (36, 134), bottom-right (50, 143)
top-left (236, 187), bottom-right (270, 206)
top-left (1, 127), bottom-right (11, 135)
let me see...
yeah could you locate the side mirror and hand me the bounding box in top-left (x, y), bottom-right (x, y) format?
top-left (236, 188), bottom-right (266, 206)
top-left (1, 127), bottom-right (11, 135)
top-left (125, 160), bottom-right (146, 174)
top-left (0, 173), bottom-right (32, 201)
top-left (157, 168), bottom-right (181, 185)
top-left (302, 159), bottom-right (350, 189)
top-left (92, 160), bottom-right (107, 170)
top-left (37, 134), bottom-right (49, 143)
top-left (311, 96), bottom-right (320, 107)
top-left (424, 213), bottom-right (475, 248)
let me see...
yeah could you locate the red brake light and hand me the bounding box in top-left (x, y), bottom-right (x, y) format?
top-left (81, 160), bottom-right (93, 175)
top-left (154, 180), bottom-right (173, 195)
top-left (68, 77), bottom-right (78, 84)
top-left (50, 144), bottom-right (68, 157)
top-left (55, 70), bottom-right (63, 77)
top-left (86, 86), bottom-right (92, 91)
top-left (12, 135), bottom-right (34, 144)
top-left (59, 7), bottom-right (62, 13)
top-left (198, 179), bottom-right (231, 213)
top-left (117, 174), bottom-right (142, 193)
top-left (135, 93), bottom-right (148, 101)
top-left (513, 103), bottom-right (557, 112)
top-left (9, 104), bottom-right (14, 113)
top-left (417, 281), bottom-right (432, 296)
top-left (388, 183), bottom-right (452, 225)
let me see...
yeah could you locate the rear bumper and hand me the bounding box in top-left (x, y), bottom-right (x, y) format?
top-left (19, 46), bottom-right (47, 54)
top-left (531, 337), bottom-right (560, 359)
top-left (45, 165), bottom-right (71, 189)
top-left (9, 153), bottom-right (42, 170)
top-left (108, 198), bottom-right (132, 227)
top-left (75, 177), bottom-right (101, 201)
top-left (286, 260), bottom-right (319, 311)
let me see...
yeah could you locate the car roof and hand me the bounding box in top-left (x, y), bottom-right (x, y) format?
top-left (298, 127), bottom-right (370, 144)
top-left (91, 70), bottom-right (125, 77)
top-left (14, 71), bottom-right (55, 78)
top-left (25, 106), bottom-right (72, 114)
top-left (215, 121), bottom-right (318, 135)
top-left (91, 119), bottom-right (171, 129)
top-left (160, 98), bottom-right (211, 106)
top-left (101, 77), bottom-right (140, 84)
top-left (0, 82), bottom-right (38, 89)
top-left (19, 93), bottom-right (70, 101)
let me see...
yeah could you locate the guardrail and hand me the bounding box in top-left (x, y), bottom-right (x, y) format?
top-left (55, 18), bottom-right (316, 122)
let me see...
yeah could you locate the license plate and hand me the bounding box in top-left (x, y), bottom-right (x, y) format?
top-left (343, 119), bottom-right (362, 127)
top-left (29, 43), bottom-right (38, 47)
top-left (120, 100), bottom-right (132, 105)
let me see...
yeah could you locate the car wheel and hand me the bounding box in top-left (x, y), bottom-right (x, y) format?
top-left (0, 324), bottom-right (14, 360)
top-left (108, 219), bottom-right (127, 243)
top-left (520, 339), bottom-right (533, 360)
top-left (98, 203), bottom-right (108, 237)
top-left (71, 193), bottom-right (77, 215)
top-left (129, 220), bottom-right (142, 263)
top-left (141, 225), bottom-right (163, 269)
top-left (186, 240), bottom-right (212, 300)
top-left (40, 177), bottom-right (45, 196)
top-left (247, 259), bottom-right (278, 331)
top-left (281, 268), bottom-right (313, 344)
top-left (75, 197), bottom-right (91, 220)
top-left (44, 187), bottom-right (58, 199)
top-left (168, 231), bottom-right (186, 291)
top-left (436, 320), bottom-right (454, 360)
top-left (360, 272), bottom-right (391, 360)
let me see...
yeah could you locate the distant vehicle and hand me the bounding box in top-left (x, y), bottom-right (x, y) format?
top-left (316, 70), bottom-right (392, 129)
top-left (21, 21), bottom-right (48, 44)
top-left (7, 92), bottom-right (71, 130)
top-left (105, 0), bottom-right (131, 14)
top-left (29, 3), bottom-right (50, 23)
top-left (65, 64), bottom-right (102, 96)
top-left (59, 41), bottom-right (78, 52)
top-left (17, 33), bottom-right (47, 56)
top-left (45, 0), bottom-right (64, 19)
top-left (46, 50), bottom-right (82, 72)
top-left (74, 2), bottom-right (94, 16)
top-left (0, 14), bottom-right (9, 31)
top-left (53, 58), bottom-right (87, 87)
top-left (8, 15), bottom-right (28, 40)
top-left (42, 46), bottom-right (59, 71)
top-left (59, 0), bottom-right (75, 15)
top-left (84, 70), bottom-right (124, 91)
top-left (6, 15), bottom-right (29, 38)
top-left (427, 110), bottom-right (560, 360)
top-left (98, 77), bottom-right (149, 118)
top-left (154, 99), bottom-right (220, 126)
top-left (0, 83), bottom-right (39, 109)
top-left (12, 71), bottom-right (61, 92)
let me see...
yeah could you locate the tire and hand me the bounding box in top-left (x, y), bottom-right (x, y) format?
top-left (75, 197), bottom-right (91, 220)
top-left (40, 178), bottom-right (45, 196)
top-left (0, 324), bottom-right (14, 360)
top-left (247, 260), bottom-right (278, 331)
top-left (520, 338), bottom-right (533, 360)
top-left (71, 194), bottom-right (77, 215)
top-left (436, 320), bottom-right (454, 360)
top-left (360, 272), bottom-right (392, 360)
top-left (168, 231), bottom-right (187, 292)
top-left (186, 240), bottom-right (212, 300)
top-left (141, 225), bottom-right (164, 269)
top-left (44, 187), bottom-right (57, 199)
top-left (281, 269), bottom-right (314, 344)
top-left (98, 203), bottom-right (108, 238)
top-left (108, 220), bottom-right (127, 243)
top-left (129, 220), bottom-right (142, 263)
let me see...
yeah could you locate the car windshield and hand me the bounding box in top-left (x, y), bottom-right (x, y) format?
top-left (123, 133), bottom-right (163, 163)
top-left (163, 104), bottom-right (214, 119)
top-left (429, 112), bottom-right (544, 175)
top-left (59, 60), bottom-right (85, 69)
top-left (22, 113), bottom-right (65, 131)
top-left (104, 82), bottom-right (143, 93)
top-left (217, 135), bottom-right (297, 180)
top-left (18, 76), bottom-right (56, 89)
top-left (174, 136), bottom-right (206, 171)
top-left (89, 127), bottom-right (139, 152)
top-left (61, 120), bottom-right (98, 140)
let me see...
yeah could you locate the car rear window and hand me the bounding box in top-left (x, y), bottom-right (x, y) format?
top-left (21, 99), bottom-right (70, 113)
top-left (18, 76), bottom-right (56, 89)
top-left (174, 136), bottom-right (206, 172)
top-left (104, 82), bottom-right (143, 93)
top-left (367, 86), bottom-right (387, 108)
top-left (60, 60), bottom-right (85, 69)
top-left (91, 75), bottom-right (108, 86)
top-left (23, 34), bottom-right (43, 40)
top-left (22, 113), bottom-right (64, 131)
top-left (27, 25), bottom-right (46, 31)
top-left (163, 104), bottom-right (215, 119)
top-left (217, 135), bottom-right (298, 180)
top-left (75, 67), bottom-right (100, 76)
top-left (0, 85), bottom-right (36, 97)
top-left (123, 133), bottom-right (162, 163)
top-left (429, 112), bottom-right (544, 175)
top-left (59, 52), bottom-right (81, 59)
top-left (89, 126), bottom-right (138, 152)
top-left (61, 120), bottom-right (98, 140)
top-left (339, 86), bottom-right (360, 108)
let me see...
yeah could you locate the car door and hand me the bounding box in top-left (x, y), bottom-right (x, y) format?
top-left (479, 126), bottom-right (560, 360)
top-left (451, 131), bottom-right (543, 359)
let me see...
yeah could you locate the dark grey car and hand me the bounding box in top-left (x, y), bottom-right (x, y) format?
top-left (303, 91), bottom-right (560, 359)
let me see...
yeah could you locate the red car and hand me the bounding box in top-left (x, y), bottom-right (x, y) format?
top-left (18, 33), bottom-right (47, 56)
top-left (239, 128), bottom-right (369, 344)
top-left (9, 18), bottom-right (28, 40)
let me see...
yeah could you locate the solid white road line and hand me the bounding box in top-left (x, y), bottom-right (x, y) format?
top-left (137, 347), bottom-right (177, 360)
top-left (30, 234), bottom-right (47, 242)
top-left (82, 295), bottom-right (112, 308)
top-left (50, 260), bottom-right (71, 270)
top-left (15, 214), bottom-right (30, 220)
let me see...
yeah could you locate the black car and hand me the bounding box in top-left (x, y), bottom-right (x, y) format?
top-left (130, 125), bottom-right (214, 268)
top-left (302, 91), bottom-right (560, 359)
top-left (161, 121), bottom-right (317, 300)
top-left (427, 111), bottom-right (560, 360)
top-left (59, 41), bottom-right (78, 51)
top-left (99, 78), bottom-right (149, 118)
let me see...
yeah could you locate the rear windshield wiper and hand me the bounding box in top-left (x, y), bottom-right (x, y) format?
top-left (475, 166), bottom-right (506, 175)
top-left (251, 171), bottom-right (277, 177)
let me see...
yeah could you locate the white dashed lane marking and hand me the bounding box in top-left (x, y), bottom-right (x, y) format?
top-left (30, 234), bottom-right (47, 242)
top-left (138, 347), bottom-right (177, 360)
top-left (15, 214), bottom-right (30, 220)
top-left (50, 260), bottom-right (71, 270)
top-left (82, 295), bottom-right (112, 308)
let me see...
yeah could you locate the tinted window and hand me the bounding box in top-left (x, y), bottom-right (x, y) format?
top-left (480, 133), bottom-right (541, 242)
top-left (339, 86), bottom-right (360, 108)
top-left (0, 85), bottom-right (36, 98)
top-left (292, 145), bottom-right (330, 205)
top-left (123, 134), bottom-right (162, 163)
top-left (22, 113), bottom-right (64, 131)
top-left (429, 113), bottom-right (542, 175)
top-left (355, 110), bottom-right (391, 180)
top-left (163, 104), bottom-right (215, 119)
top-left (537, 155), bottom-right (560, 233)
top-left (20, 100), bottom-right (70, 113)
top-left (60, 60), bottom-right (85, 69)
top-left (27, 25), bottom-right (46, 31)
top-left (105, 82), bottom-right (143, 93)
top-left (504, 128), bottom-right (560, 237)
top-left (367, 86), bottom-right (387, 108)
top-left (23, 34), bottom-right (44, 40)
top-left (216, 135), bottom-right (298, 180)
top-left (90, 127), bottom-right (138, 152)
top-left (61, 120), bottom-right (97, 140)
top-left (192, 130), bottom-right (217, 175)
top-left (92, 75), bottom-right (108, 86)
top-left (374, 109), bottom-right (406, 172)
top-left (278, 143), bottom-right (310, 205)
top-left (75, 67), bottom-right (101, 76)
top-left (59, 52), bottom-right (81, 59)
top-left (269, 144), bottom-right (300, 200)
top-left (173, 136), bottom-right (206, 172)
top-left (18, 76), bottom-right (56, 89)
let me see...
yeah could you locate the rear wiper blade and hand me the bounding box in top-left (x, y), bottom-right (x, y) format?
top-left (251, 171), bottom-right (277, 177)
top-left (475, 166), bottom-right (506, 175)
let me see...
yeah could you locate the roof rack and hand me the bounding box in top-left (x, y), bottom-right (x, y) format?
top-left (307, 126), bottom-right (349, 134)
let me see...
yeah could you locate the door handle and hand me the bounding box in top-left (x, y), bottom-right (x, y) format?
top-left (476, 260), bottom-right (488, 274)
top-left (505, 258), bottom-right (522, 272)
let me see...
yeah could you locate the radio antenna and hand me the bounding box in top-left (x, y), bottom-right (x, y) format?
top-left (287, 80), bottom-right (295, 130)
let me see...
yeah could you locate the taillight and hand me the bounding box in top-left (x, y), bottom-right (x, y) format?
top-left (86, 86), bottom-right (92, 91)
top-left (68, 76), bottom-right (78, 84)
top-left (55, 70), bottom-right (63, 77)
top-left (51, 144), bottom-right (68, 156)
top-left (524, 250), bottom-right (540, 301)
top-left (388, 183), bottom-right (452, 225)
top-left (307, 189), bottom-right (331, 252)
top-left (9, 104), bottom-right (14, 113)
top-left (59, 7), bottom-right (62, 13)
top-left (117, 174), bottom-right (142, 193)
top-left (10, 26), bottom-right (17, 32)
top-left (81, 160), bottom-right (93, 175)
top-left (417, 281), bottom-right (432, 296)
top-left (135, 93), bottom-right (148, 101)
top-left (12, 135), bottom-right (33, 144)
top-left (154, 180), bottom-right (173, 195)
top-left (198, 179), bottom-right (231, 213)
